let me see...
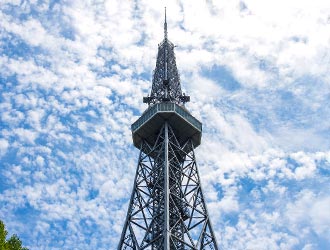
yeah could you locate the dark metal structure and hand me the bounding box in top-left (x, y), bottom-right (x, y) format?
top-left (118, 10), bottom-right (219, 250)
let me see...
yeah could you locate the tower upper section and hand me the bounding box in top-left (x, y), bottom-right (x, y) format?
top-left (132, 10), bottom-right (201, 151)
top-left (143, 9), bottom-right (190, 105)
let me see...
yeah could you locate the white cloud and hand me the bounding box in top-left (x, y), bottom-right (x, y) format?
top-left (0, 139), bottom-right (9, 157)
top-left (310, 197), bottom-right (330, 236)
top-left (285, 191), bottom-right (330, 240)
top-left (14, 128), bottom-right (38, 144)
top-left (35, 155), bottom-right (45, 167)
top-left (291, 152), bottom-right (317, 180)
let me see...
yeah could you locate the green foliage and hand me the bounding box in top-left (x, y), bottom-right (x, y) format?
top-left (0, 221), bottom-right (29, 250)
top-left (0, 221), bottom-right (8, 250)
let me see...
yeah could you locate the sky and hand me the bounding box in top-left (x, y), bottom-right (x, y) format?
top-left (0, 0), bottom-right (330, 249)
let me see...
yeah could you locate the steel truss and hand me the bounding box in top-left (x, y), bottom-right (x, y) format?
top-left (118, 123), bottom-right (218, 250)
top-left (150, 39), bottom-right (183, 104)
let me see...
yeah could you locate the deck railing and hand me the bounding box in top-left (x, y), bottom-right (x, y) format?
top-left (131, 103), bottom-right (202, 132)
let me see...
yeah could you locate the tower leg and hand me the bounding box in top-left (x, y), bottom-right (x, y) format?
top-left (164, 122), bottom-right (170, 249)
top-left (118, 124), bottom-right (219, 250)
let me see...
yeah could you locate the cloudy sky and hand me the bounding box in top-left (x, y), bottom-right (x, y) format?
top-left (1, 0), bottom-right (330, 249)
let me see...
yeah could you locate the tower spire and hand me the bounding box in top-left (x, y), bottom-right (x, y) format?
top-left (143, 11), bottom-right (190, 105)
top-left (164, 7), bottom-right (168, 40)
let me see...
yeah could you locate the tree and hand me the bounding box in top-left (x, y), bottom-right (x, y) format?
top-left (0, 221), bottom-right (7, 250)
top-left (0, 221), bottom-right (29, 250)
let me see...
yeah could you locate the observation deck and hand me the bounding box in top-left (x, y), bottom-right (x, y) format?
top-left (131, 102), bottom-right (202, 149)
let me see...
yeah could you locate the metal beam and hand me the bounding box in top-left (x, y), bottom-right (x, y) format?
top-left (164, 122), bottom-right (170, 249)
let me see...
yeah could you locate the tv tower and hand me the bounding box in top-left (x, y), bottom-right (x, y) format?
top-left (118, 10), bottom-right (219, 250)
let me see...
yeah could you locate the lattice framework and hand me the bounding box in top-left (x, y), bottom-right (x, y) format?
top-left (118, 123), bottom-right (218, 250)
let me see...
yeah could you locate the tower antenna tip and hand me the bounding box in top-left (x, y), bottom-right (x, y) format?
top-left (164, 7), bottom-right (167, 39)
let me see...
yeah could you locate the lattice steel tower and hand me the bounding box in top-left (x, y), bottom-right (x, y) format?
top-left (118, 11), bottom-right (219, 250)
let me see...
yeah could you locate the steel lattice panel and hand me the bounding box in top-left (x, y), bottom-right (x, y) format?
top-left (118, 124), bottom-right (218, 250)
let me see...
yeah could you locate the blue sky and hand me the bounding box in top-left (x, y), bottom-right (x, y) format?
top-left (1, 0), bottom-right (330, 249)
